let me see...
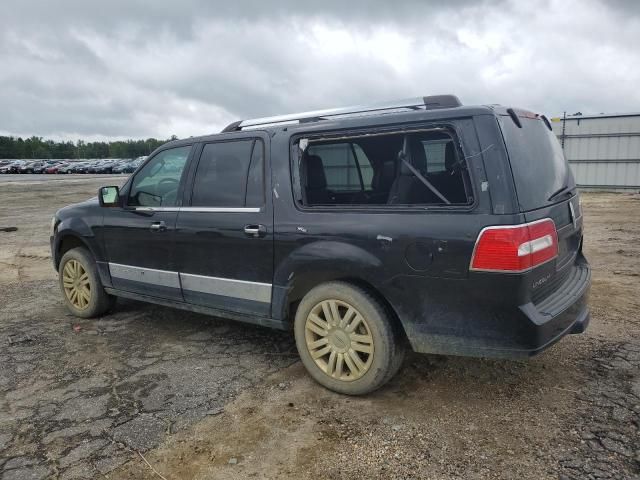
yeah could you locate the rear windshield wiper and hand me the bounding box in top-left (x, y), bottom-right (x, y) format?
top-left (547, 184), bottom-right (575, 202)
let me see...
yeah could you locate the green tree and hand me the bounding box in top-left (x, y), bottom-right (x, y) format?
top-left (0, 135), bottom-right (173, 160)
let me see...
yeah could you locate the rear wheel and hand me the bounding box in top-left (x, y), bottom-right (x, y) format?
top-left (294, 281), bottom-right (405, 395)
top-left (58, 247), bottom-right (114, 318)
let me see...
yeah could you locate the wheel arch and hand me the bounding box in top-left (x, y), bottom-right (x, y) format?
top-left (54, 233), bottom-right (94, 269)
top-left (280, 273), bottom-right (408, 343)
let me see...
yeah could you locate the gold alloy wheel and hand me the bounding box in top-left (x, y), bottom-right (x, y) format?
top-left (304, 299), bottom-right (374, 381)
top-left (62, 259), bottom-right (91, 310)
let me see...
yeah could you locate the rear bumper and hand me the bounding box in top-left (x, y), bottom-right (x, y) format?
top-left (570, 308), bottom-right (590, 334)
top-left (516, 258), bottom-right (591, 357)
top-left (404, 258), bottom-right (591, 359)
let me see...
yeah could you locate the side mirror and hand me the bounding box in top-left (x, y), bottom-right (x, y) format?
top-left (99, 186), bottom-right (120, 207)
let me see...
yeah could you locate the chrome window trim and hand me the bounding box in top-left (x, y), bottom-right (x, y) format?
top-left (180, 207), bottom-right (262, 213)
top-left (133, 207), bottom-right (179, 212)
top-left (133, 207), bottom-right (261, 213)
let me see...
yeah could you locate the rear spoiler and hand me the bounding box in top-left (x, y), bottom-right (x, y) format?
top-left (506, 108), bottom-right (553, 131)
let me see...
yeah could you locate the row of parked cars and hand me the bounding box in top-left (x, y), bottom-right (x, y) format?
top-left (0, 158), bottom-right (146, 175)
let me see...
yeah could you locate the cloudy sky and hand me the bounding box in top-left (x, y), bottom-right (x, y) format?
top-left (1, 0), bottom-right (639, 141)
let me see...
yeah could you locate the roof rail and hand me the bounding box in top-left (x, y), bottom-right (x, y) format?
top-left (220, 94), bottom-right (462, 132)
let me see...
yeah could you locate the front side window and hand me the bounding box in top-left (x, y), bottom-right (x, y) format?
top-left (191, 139), bottom-right (264, 207)
top-left (297, 129), bottom-right (470, 207)
top-left (128, 146), bottom-right (191, 207)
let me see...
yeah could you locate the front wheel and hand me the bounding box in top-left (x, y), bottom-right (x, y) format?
top-left (58, 247), bottom-right (114, 318)
top-left (294, 281), bottom-right (405, 395)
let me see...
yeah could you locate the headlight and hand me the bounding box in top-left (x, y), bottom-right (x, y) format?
top-left (50, 216), bottom-right (58, 236)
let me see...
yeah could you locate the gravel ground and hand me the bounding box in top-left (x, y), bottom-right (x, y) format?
top-left (0, 177), bottom-right (638, 479)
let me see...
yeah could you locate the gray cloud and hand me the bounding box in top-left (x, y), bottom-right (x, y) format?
top-left (0, 0), bottom-right (639, 140)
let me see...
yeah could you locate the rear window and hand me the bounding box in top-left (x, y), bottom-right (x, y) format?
top-left (499, 116), bottom-right (574, 211)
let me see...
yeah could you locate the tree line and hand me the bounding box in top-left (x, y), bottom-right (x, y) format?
top-left (0, 135), bottom-right (178, 160)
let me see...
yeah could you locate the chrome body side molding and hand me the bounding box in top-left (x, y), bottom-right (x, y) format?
top-left (179, 272), bottom-right (272, 303)
top-left (108, 263), bottom-right (180, 289)
top-left (107, 263), bottom-right (272, 304)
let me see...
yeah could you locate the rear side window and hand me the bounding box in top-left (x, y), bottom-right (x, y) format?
top-left (296, 129), bottom-right (471, 207)
top-left (499, 116), bottom-right (574, 211)
top-left (306, 143), bottom-right (373, 192)
top-left (191, 139), bottom-right (264, 207)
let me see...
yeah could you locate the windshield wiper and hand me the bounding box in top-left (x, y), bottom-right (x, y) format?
top-left (547, 184), bottom-right (575, 202)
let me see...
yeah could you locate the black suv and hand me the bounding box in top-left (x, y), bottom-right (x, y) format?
top-left (50, 95), bottom-right (590, 395)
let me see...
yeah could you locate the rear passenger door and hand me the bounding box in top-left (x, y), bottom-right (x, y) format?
top-left (174, 134), bottom-right (273, 317)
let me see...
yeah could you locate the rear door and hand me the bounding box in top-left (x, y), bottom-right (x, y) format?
top-left (174, 134), bottom-right (274, 316)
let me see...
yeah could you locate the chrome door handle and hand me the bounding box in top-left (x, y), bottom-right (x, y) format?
top-left (244, 224), bottom-right (266, 238)
top-left (150, 221), bottom-right (166, 232)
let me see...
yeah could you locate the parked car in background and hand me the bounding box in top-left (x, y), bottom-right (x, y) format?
top-left (0, 161), bottom-right (12, 173)
top-left (112, 160), bottom-right (140, 174)
top-left (57, 163), bottom-right (74, 174)
top-left (86, 161), bottom-right (105, 174)
top-left (0, 160), bottom-right (25, 173)
top-left (0, 159), bottom-right (145, 174)
top-left (73, 162), bottom-right (90, 174)
top-left (19, 161), bottom-right (46, 173)
top-left (46, 162), bottom-right (68, 174)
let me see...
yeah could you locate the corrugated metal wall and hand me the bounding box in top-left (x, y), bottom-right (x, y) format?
top-left (551, 114), bottom-right (640, 190)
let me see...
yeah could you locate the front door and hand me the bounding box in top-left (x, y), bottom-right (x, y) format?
top-left (173, 135), bottom-right (274, 317)
top-left (102, 145), bottom-right (192, 300)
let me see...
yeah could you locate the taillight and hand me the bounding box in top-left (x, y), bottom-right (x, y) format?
top-left (470, 219), bottom-right (558, 273)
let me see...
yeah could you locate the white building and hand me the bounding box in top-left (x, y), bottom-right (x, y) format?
top-left (551, 113), bottom-right (640, 191)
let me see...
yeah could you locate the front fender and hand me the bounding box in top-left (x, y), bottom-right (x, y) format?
top-left (52, 215), bottom-right (103, 268)
top-left (272, 240), bottom-right (383, 321)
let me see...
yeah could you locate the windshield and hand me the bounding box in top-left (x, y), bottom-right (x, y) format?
top-left (499, 115), bottom-right (575, 211)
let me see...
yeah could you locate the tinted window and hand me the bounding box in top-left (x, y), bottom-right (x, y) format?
top-left (129, 146), bottom-right (190, 207)
top-left (421, 140), bottom-right (449, 173)
top-left (353, 144), bottom-right (374, 189)
top-left (299, 130), bottom-right (470, 206)
top-left (307, 143), bottom-right (360, 191)
top-left (191, 139), bottom-right (261, 207)
top-left (499, 116), bottom-right (574, 211)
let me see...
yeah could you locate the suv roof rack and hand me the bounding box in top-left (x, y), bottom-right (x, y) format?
top-left (221, 94), bottom-right (462, 133)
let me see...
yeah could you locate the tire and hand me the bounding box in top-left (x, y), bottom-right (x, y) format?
top-left (58, 247), bottom-right (115, 318)
top-left (294, 281), bottom-right (405, 395)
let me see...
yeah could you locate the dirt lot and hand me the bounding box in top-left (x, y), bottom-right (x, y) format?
top-left (0, 176), bottom-right (639, 480)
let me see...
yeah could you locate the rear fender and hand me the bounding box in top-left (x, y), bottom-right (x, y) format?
top-left (272, 240), bottom-right (383, 322)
